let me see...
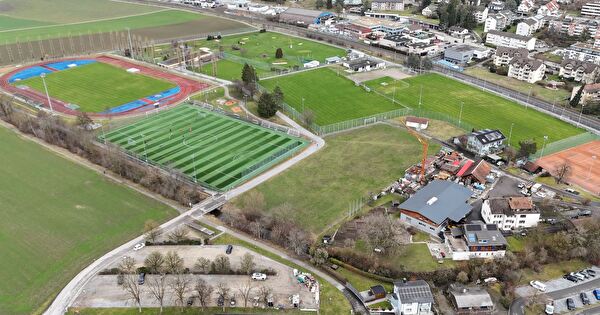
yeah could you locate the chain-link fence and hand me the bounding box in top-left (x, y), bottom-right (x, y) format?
top-left (530, 132), bottom-right (600, 160)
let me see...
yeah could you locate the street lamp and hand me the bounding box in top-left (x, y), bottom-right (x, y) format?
top-left (578, 104), bottom-right (585, 127)
top-left (40, 73), bottom-right (53, 113)
top-left (587, 155), bottom-right (597, 180)
top-left (525, 86), bottom-right (532, 109)
top-left (540, 135), bottom-right (548, 159)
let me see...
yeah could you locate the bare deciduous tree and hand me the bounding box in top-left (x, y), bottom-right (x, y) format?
top-left (258, 285), bottom-right (273, 307)
top-left (360, 213), bottom-right (404, 255)
top-left (555, 161), bottom-right (571, 184)
top-left (240, 253), bottom-right (255, 275)
top-left (216, 283), bottom-right (230, 311)
top-left (119, 257), bottom-right (143, 313)
top-left (144, 220), bottom-right (162, 243)
top-left (194, 278), bottom-right (214, 310)
top-left (287, 227), bottom-right (310, 255)
top-left (169, 273), bottom-right (190, 309)
top-left (213, 254), bottom-right (231, 274)
top-left (144, 251), bottom-right (165, 274)
top-left (237, 280), bottom-right (255, 307)
top-left (147, 275), bottom-right (167, 313)
top-left (167, 226), bottom-right (189, 243)
top-left (194, 257), bottom-right (211, 274)
top-left (164, 251), bottom-right (184, 274)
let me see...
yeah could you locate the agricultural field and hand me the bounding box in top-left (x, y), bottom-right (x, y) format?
top-left (181, 31), bottom-right (345, 80)
top-left (16, 62), bottom-right (176, 113)
top-left (234, 124), bottom-right (440, 234)
top-left (365, 74), bottom-right (584, 147)
top-left (0, 126), bottom-right (176, 315)
top-left (101, 104), bottom-right (308, 191)
top-left (261, 67), bottom-right (404, 126)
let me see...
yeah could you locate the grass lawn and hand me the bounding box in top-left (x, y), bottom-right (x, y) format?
top-left (262, 68), bottom-right (405, 126)
top-left (0, 10), bottom-right (205, 44)
top-left (17, 62), bottom-right (175, 113)
top-left (519, 259), bottom-right (589, 284)
top-left (506, 236), bottom-right (526, 252)
top-left (233, 124), bottom-right (439, 234)
top-left (335, 266), bottom-right (393, 292)
top-left (211, 233), bottom-right (351, 315)
top-left (0, 126), bottom-right (177, 315)
top-left (0, 15), bottom-right (53, 31)
top-left (67, 307), bottom-right (305, 314)
top-left (412, 231), bottom-right (431, 243)
top-left (464, 66), bottom-right (571, 104)
top-left (389, 244), bottom-right (456, 272)
top-left (397, 117), bottom-right (466, 140)
top-left (365, 74), bottom-right (583, 147)
top-left (385, 9), bottom-right (440, 25)
top-left (196, 59), bottom-right (271, 82)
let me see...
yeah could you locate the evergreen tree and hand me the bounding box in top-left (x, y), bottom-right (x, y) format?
top-left (272, 86), bottom-right (284, 106)
top-left (570, 84), bottom-right (585, 107)
top-left (419, 0), bottom-right (431, 11)
top-left (316, 0), bottom-right (325, 9)
top-left (326, 0), bottom-right (333, 9)
top-left (257, 92), bottom-right (278, 118)
top-left (275, 48), bottom-right (284, 59)
top-left (241, 63), bottom-right (259, 85)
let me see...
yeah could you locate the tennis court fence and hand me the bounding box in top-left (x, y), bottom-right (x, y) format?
top-left (530, 132), bottom-right (600, 160)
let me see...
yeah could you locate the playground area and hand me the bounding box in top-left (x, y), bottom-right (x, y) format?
top-left (0, 55), bottom-right (208, 117)
top-left (536, 140), bottom-right (600, 195)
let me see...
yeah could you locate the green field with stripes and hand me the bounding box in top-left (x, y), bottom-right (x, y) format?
top-left (101, 104), bottom-right (308, 191)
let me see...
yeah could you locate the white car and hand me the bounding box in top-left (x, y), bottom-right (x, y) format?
top-left (251, 273), bottom-right (267, 281)
top-left (545, 302), bottom-right (554, 314)
top-left (536, 191), bottom-right (547, 198)
top-left (530, 280), bottom-right (546, 292)
top-left (133, 243), bottom-right (145, 251)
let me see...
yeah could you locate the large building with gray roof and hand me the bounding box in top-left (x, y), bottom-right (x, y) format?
top-left (399, 180), bottom-right (473, 237)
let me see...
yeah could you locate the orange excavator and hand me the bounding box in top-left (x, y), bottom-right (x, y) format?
top-left (404, 119), bottom-right (429, 184)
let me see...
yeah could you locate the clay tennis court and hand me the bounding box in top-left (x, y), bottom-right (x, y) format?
top-left (536, 140), bottom-right (600, 195)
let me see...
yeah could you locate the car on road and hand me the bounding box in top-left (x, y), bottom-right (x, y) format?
top-left (566, 298), bottom-right (575, 311)
top-left (593, 289), bottom-right (600, 300)
top-left (581, 292), bottom-right (590, 305)
top-left (138, 272), bottom-right (145, 285)
top-left (517, 183), bottom-right (525, 189)
top-left (133, 243), bottom-right (145, 251)
top-left (536, 191), bottom-right (547, 198)
top-left (252, 272), bottom-right (267, 281)
top-left (530, 280), bottom-right (546, 292)
top-left (225, 245), bottom-right (233, 254)
top-left (565, 188), bottom-right (579, 195)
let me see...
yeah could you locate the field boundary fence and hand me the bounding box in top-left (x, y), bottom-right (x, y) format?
top-left (530, 132), bottom-right (600, 160)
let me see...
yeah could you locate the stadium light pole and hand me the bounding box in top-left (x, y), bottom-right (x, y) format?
top-left (40, 73), bottom-right (54, 113)
top-left (458, 101), bottom-right (464, 127)
top-left (508, 123), bottom-right (514, 145)
top-left (540, 135), bottom-right (548, 159)
top-left (578, 104), bottom-right (585, 127)
top-left (418, 84), bottom-right (423, 110)
top-left (127, 28), bottom-right (134, 59)
top-left (525, 86), bottom-right (532, 109)
top-left (587, 155), bottom-right (597, 180)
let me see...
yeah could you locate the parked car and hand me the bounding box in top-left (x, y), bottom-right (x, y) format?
top-left (230, 297), bottom-right (236, 306)
top-left (133, 243), bottom-right (145, 251)
top-left (138, 272), bottom-right (145, 285)
top-left (571, 272), bottom-right (585, 281)
top-left (225, 245), bottom-right (233, 254)
top-left (536, 191), bottom-right (547, 198)
top-left (530, 280), bottom-right (546, 292)
top-left (186, 296), bottom-right (195, 306)
top-left (593, 289), bottom-right (600, 300)
top-left (565, 188), bottom-right (579, 195)
top-left (576, 271), bottom-right (589, 279)
top-left (544, 301), bottom-right (554, 315)
top-left (117, 274), bottom-right (124, 285)
top-left (252, 273), bottom-right (267, 281)
top-left (581, 292), bottom-right (590, 305)
top-left (586, 269), bottom-right (596, 276)
top-left (517, 183), bottom-right (525, 189)
top-left (566, 298), bottom-right (575, 311)
top-left (565, 275), bottom-right (579, 282)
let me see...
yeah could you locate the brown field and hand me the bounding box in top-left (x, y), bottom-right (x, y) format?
top-left (536, 140), bottom-right (600, 195)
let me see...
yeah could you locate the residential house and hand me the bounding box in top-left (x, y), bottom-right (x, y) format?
top-left (484, 13), bottom-right (508, 32)
top-left (325, 56), bottom-right (342, 64)
top-left (582, 1), bottom-right (600, 17)
top-left (518, 0), bottom-right (536, 13)
top-left (399, 180), bottom-right (473, 237)
top-left (390, 280), bottom-right (434, 315)
top-left (421, 4), bottom-right (438, 17)
top-left (508, 57), bottom-right (546, 83)
top-left (459, 159), bottom-right (492, 184)
top-left (342, 57), bottom-right (385, 72)
top-left (537, 0), bottom-right (560, 16)
top-left (446, 221), bottom-right (507, 260)
top-left (481, 197), bottom-right (540, 230)
top-left (560, 59), bottom-right (599, 83)
top-left (474, 6), bottom-right (489, 24)
top-left (488, 0), bottom-right (505, 12)
top-left (564, 42), bottom-right (600, 65)
top-left (445, 45), bottom-right (475, 64)
top-left (493, 46), bottom-right (529, 67)
top-left (448, 284), bottom-right (495, 314)
top-left (466, 129), bottom-right (506, 156)
top-left (516, 18), bottom-right (538, 36)
top-left (485, 30), bottom-right (536, 50)
top-left (449, 26), bottom-right (470, 37)
top-left (570, 83), bottom-right (600, 104)
top-left (371, 0), bottom-right (405, 11)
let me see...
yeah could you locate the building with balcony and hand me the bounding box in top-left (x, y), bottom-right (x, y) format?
top-left (481, 197), bottom-right (540, 230)
top-left (486, 30), bottom-right (536, 51)
top-left (560, 59), bottom-right (599, 83)
top-left (493, 46), bottom-right (529, 67)
top-left (508, 57), bottom-right (546, 83)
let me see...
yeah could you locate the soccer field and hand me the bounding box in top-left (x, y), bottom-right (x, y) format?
top-left (0, 126), bottom-right (176, 315)
top-left (261, 67), bottom-right (404, 125)
top-left (17, 62), bottom-right (176, 113)
top-left (365, 74), bottom-right (584, 146)
top-left (101, 104), bottom-right (308, 191)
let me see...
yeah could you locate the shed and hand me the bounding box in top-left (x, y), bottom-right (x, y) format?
top-left (405, 116), bottom-right (429, 130)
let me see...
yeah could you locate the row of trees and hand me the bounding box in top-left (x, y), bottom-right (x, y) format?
top-left (0, 97), bottom-right (205, 205)
top-left (437, 0), bottom-right (477, 30)
top-left (405, 55), bottom-right (433, 72)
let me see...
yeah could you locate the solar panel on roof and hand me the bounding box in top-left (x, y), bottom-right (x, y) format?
top-left (486, 224), bottom-right (497, 230)
top-left (467, 233), bottom-right (476, 242)
top-left (466, 225), bottom-right (482, 231)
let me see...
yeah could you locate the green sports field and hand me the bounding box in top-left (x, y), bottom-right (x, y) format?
top-left (182, 31), bottom-right (345, 80)
top-left (16, 62), bottom-right (175, 113)
top-left (364, 74), bottom-right (584, 146)
top-left (0, 126), bottom-right (176, 315)
top-left (261, 67), bottom-right (404, 125)
top-left (101, 104), bottom-right (308, 191)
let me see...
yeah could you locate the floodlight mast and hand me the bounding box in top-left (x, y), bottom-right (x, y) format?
top-left (40, 73), bottom-right (54, 113)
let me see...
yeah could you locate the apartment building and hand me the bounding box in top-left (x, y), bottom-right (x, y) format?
top-left (493, 46), bottom-right (529, 66)
top-left (548, 16), bottom-right (599, 38)
top-left (484, 13), bottom-right (508, 32)
top-left (486, 30), bottom-right (536, 51)
top-left (508, 57), bottom-right (546, 83)
top-left (482, 197), bottom-right (540, 231)
top-left (582, 1), bottom-right (600, 17)
top-left (559, 59), bottom-right (599, 83)
top-left (565, 42), bottom-right (600, 65)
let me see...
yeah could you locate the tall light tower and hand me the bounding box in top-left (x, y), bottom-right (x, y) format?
top-left (587, 155), bottom-right (597, 180)
top-left (540, 135), bottom-right (549, 158)
top-left (40, 73), bottom-right (53, 113)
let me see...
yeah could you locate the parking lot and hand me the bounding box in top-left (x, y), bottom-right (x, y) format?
top-left (516, 266), bottom-right (600, 297)
top-left (553, 288), bottom-right (599, 313)
top-left (72, 245), bottom-right (318, 309)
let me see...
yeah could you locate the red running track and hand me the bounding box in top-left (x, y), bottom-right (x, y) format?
top-left (0, 55), bottom-right (210, 118)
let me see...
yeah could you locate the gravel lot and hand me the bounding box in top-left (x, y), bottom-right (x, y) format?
top-left (347, 67), bottom-right (411, 83)
top-left (72, 245), bottom-right (318, 309)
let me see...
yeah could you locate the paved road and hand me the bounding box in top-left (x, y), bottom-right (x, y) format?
top-left (510, 277), bottom-right (600, 315)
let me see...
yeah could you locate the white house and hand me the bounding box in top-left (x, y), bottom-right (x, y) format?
top-left (570, 83), bottom-right (600, 104)
top-left (486, 30), bottom-right (536, 51)
top-left (342, 58), bottom-right (385, 72)
top-left (421, 4), bottom-right (437, 17)
top-left (390, 280), bottom-right (434, 315)
top-left (303, 60), bottom-right (320, 68)
top-left (446, 222), bottom-right (507, 260)
top-left (508, 57), bottom-right (546, 83)
top-left (493, 46), bottom-right (529, 67)
top-left (482, 197), bottom-right (540, 231)
top-left (518, 0), bottom-right (536, 13)
top-left (516, 18), bottom-right (538, 36)
top-left (371, 0), bottom-right (405, 11)
top-left (484, 13), bottom-right (508, 32)
top-left (564, 42), bottom-right (600, 65)
top-left (474, 6), bottom-right (489, 24)
top-left (537, 0), bottom-right (560, 16)
top-left (466, 129), bottom-right (506, 156)
top-left (560, 59), bottom-right (599, 83)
